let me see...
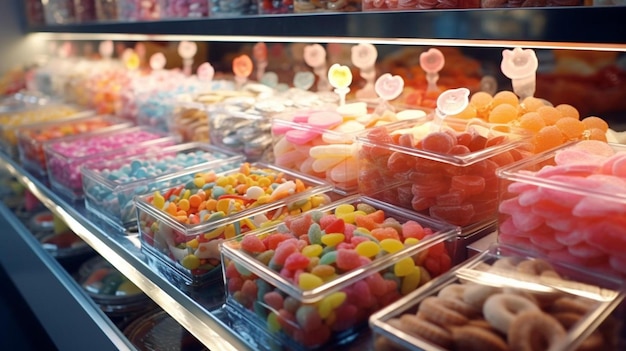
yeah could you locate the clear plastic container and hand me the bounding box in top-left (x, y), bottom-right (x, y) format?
top-left (95, 0), bottom-right (118, 20)
top-left (497, 141), bottom-right (626, 279)
top-left (370, 243), bottom-right (625, 351)
top-left (209, 0), bottom-right (258, 17)
top-left (123, 309), bottom-right (209, 351)
top-left (117, 0), bottom-right (161, 20)
top-left (136, 162), bottom-right (333, 285)
top-left (74, 0), bottom-right (97, 22)
top-left (43, 127), bottom-right (178, 199)
top-left (257, 0), bottom-right (293, 14)
top-left (363, 0), bottom-right (479, 10)
top-left (293, 0), bottom-right (361, 12)
top-left (0, 105), bottom-right (87, 158)
top-left (356, 115), bottom-right (532, 228)
top-left (78, 256), bottom-right (153, 317)
top-left (159, 0), bottom-right (209, 18)
top-left (17, 114), bottom-right (132, 176)
top-left (221, 195), bottom-right (459, 349)
top-left (272, 103), bottom-right (426, 194)
top-left (81, 143), bottom-right (244, 230)
top-left (42, 0), bottom-right (76, 24)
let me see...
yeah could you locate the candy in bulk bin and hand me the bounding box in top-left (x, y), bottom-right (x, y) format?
top-left (258, 0), bottom-right (293, 14)
top-left (363, 0), bottom-right (479, 10)
top-left (356, 89), bottom-right (532, 249)
top-left (209, 0), bottom-right (258, 17)
top-left (272, 68), bottom-right (426, 194)
top-left (117, 0), bottom-right (161, 20)
top-left (95, 0), bottom-right (118, 20)
top-left (482, 0), bottom-right (581, 7)
top-left (135, 162), bottom-right (333, 285)
top-left (43, 126), bottom-right (178, 199)
top-left (209, 85), bottom-right (335, 163)
top-left (451, 47), bottom-right (615, 154)
top-left (123, 310), bottom-right (209, 351)
top-left (220, 195), bottom-right (459, 349)
top-left (17, 114), bottom-right (132, 176)
top-left (42, 0), bottom-right (76, 24)
top-left (293, 0), bottom-right (361, 12)
top-left (81, 143), bottom-right (244, 230)
top-left (74, 0), bottom-right (97, 22)
top-left (497, 140), bottom-right (626, 279)
top-left (159, 0), bottom-right (209, 18)
top-left (370, 244), bottom-right (624, 351)
top-left (77, 256), bottom-right (155, 322)
top-left (0, 104), bottom-right (85, 157)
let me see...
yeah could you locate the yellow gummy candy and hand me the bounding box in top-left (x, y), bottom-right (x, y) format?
top-left (302, 244), bottom-right (323, 258)
top-left (394, 257), bottom-right (415, 277)
top-left (380, 239), bottom-right (405, 253)
top-left (153, 192), bottom-right (165, 209)
top-left (355, 241), bottom-right (380, 258)
top-left (404, 238), bottom-right (420, 246)
top-left (317, 292), bottom-right (346, 319)
top-left (193, 176), bottom-right (205, 188)
top-left (337, 210), bottom-right (366, 225)
top-left (401, 267), bottom-right (422, 295)
top-left (267, 312), bottom-right (281, 333)
top-left (334, 204), bottom-right (355, 216)
top-left (216, 198), bottom-right (233, 213)
top-left (298, 273), bottom-right (324, 290)
top-left (321, 233), bottom-right (345, 247)
top-left (181, 254), bottom-right (200, 270)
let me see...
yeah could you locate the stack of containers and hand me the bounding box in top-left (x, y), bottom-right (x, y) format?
top-left (271, 101), bottom-right (427, 195)
top-left (134, 162), bottom-right (334, 285)
top-left (81, 143), bottom-right (244, 230)
top-left (496, 140), bottom-right (626, 280)
top-left (43, 126), bottom-right (178, 199)
top-left (16, 113), bottom-right (133, 176)
top-left (209, 87), bottom-right (335, 162)
top-left (370, 243), bottom-right (624, 351)
top-left (0, 104), bottom-right (87, 157)
top-left (220, 195), bottom-right (460, 349)
top-left (355, 114), bottom-right (533, 262)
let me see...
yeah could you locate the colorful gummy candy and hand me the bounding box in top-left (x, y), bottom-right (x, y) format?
top-left (0, 104), bottom-right (82, 155)
top-left (357, 118), bottom-right (532, 227)
top-left (44, 128), bottom-right (175, 197)
top-left (17, 115), bottom-right (130, 175)
top-left (498, 140), bottom-right (626, 278)
top-left (272, 103), bottom-right (425, 191)
top-left (363, 0), bottom-right (480, 10)
top-left (160, 0), bottom-right (209, 18)
top-left (222, 199), bottom-right (454, 347)
top-left (137, 162), bottom-right (332, 282)
top-left (452, 90), bottom-right (611, 153)
top-left (82, 144), bottom-right (242, 228)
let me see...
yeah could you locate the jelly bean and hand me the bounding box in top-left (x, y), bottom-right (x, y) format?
top-left (355, 241), bottom-right (380, 258)
top-left (298, 272), bottom-right (324, 290)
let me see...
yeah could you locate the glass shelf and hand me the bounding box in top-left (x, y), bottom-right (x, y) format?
top-left (0, 152), bottom-right (378, 351)
top-left (26, 8), bottom-right (626, 49)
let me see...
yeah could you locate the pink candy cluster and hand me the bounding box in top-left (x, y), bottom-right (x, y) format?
top-left (117, 0), bottom-right (160, 20)
top-left (498, 140), bottom-right (626, 278)
top-left (160, 0), bottom-right (209, 18)
top-left (46, 129), bottom-right (172, 194)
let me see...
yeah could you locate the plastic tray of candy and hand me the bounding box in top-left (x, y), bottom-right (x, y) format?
top-left (496, 140), bottom-right (626, 280)
top-left (135, 162), bottom-right (334, 286)
top-left (43, 126), bottom-right (178, 200)
top-left (370, 243), bottom-right (625, 351)
top-left (220, 194), bottom-right (460, 349)
top-left (17, 114), bottom-right (133, 176)
top-left (356, 115), bottom-right (532, 228)
top-left (272, 103), bottom-right (426, 194)
top-left (81, 142), bottom-right (244, 230)
top-left (0, 105), bottom-right (89, 157)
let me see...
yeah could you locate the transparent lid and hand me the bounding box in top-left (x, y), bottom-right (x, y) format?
top-left (123, 310), bottom-right (209, 351)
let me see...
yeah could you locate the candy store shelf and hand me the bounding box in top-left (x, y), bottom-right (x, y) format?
top-left (26, 8), bottom-right (626, 47)
top-left (0, 191), bottom-right (132, 350)
top-left (0, 153), bottom-right (377, 351)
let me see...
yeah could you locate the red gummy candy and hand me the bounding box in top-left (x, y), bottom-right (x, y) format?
top-left (273, 241), bottom-right (299, 265)
top-left (241, 234), bottom-right (267, 253)
top-left (421, 132), bottom-right (456, 153)
top-left (430, 203), bottom-right (475, 226)
top-left (322, 217), bottom-right (345, 234)
top-left (411, 196), bottom-right (436, 212)
top-left (227, 276), bottom-right (243, 294)
top-left (336, 249), bottom-right (362, 271)
top-left (225, 261), bottom-right (242, 279)
top-left (401, 221), bottom-right (426, 240)
top-left (266, 233), bottom-right (292, 250)
top-left (263, 291), bottom-right (284, 312)
top-left (278, 309), bottom-right (298, 335)
top-left (424, 253), bottom-right (452, 277)
top-left (412, 180), bottom-right (449, 198)
top-left (388, 152), bottom-right (415, 173)
top-left (355, 215), bottom-right (380, 231)
top-left (351, 280), bottom-right (374, 309)
top-left (366, 273), bottom-right (387, 296)
top-left (451, 175), bottom-right (485, 196)
top-left (330, 303), bottom-right (358, 332)
top-left (289, 214), bottom-right (313, 236)
top-left (241, 279), bottom-right (258, 300)
top-left (284, 252), bottom-right (310, 270)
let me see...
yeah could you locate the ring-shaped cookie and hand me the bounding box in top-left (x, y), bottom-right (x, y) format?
top-left (483, 293), bottom-right (539, 334)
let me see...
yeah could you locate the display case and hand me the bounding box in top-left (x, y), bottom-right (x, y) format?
top-left (3, 3), bottom-right (626, 350)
